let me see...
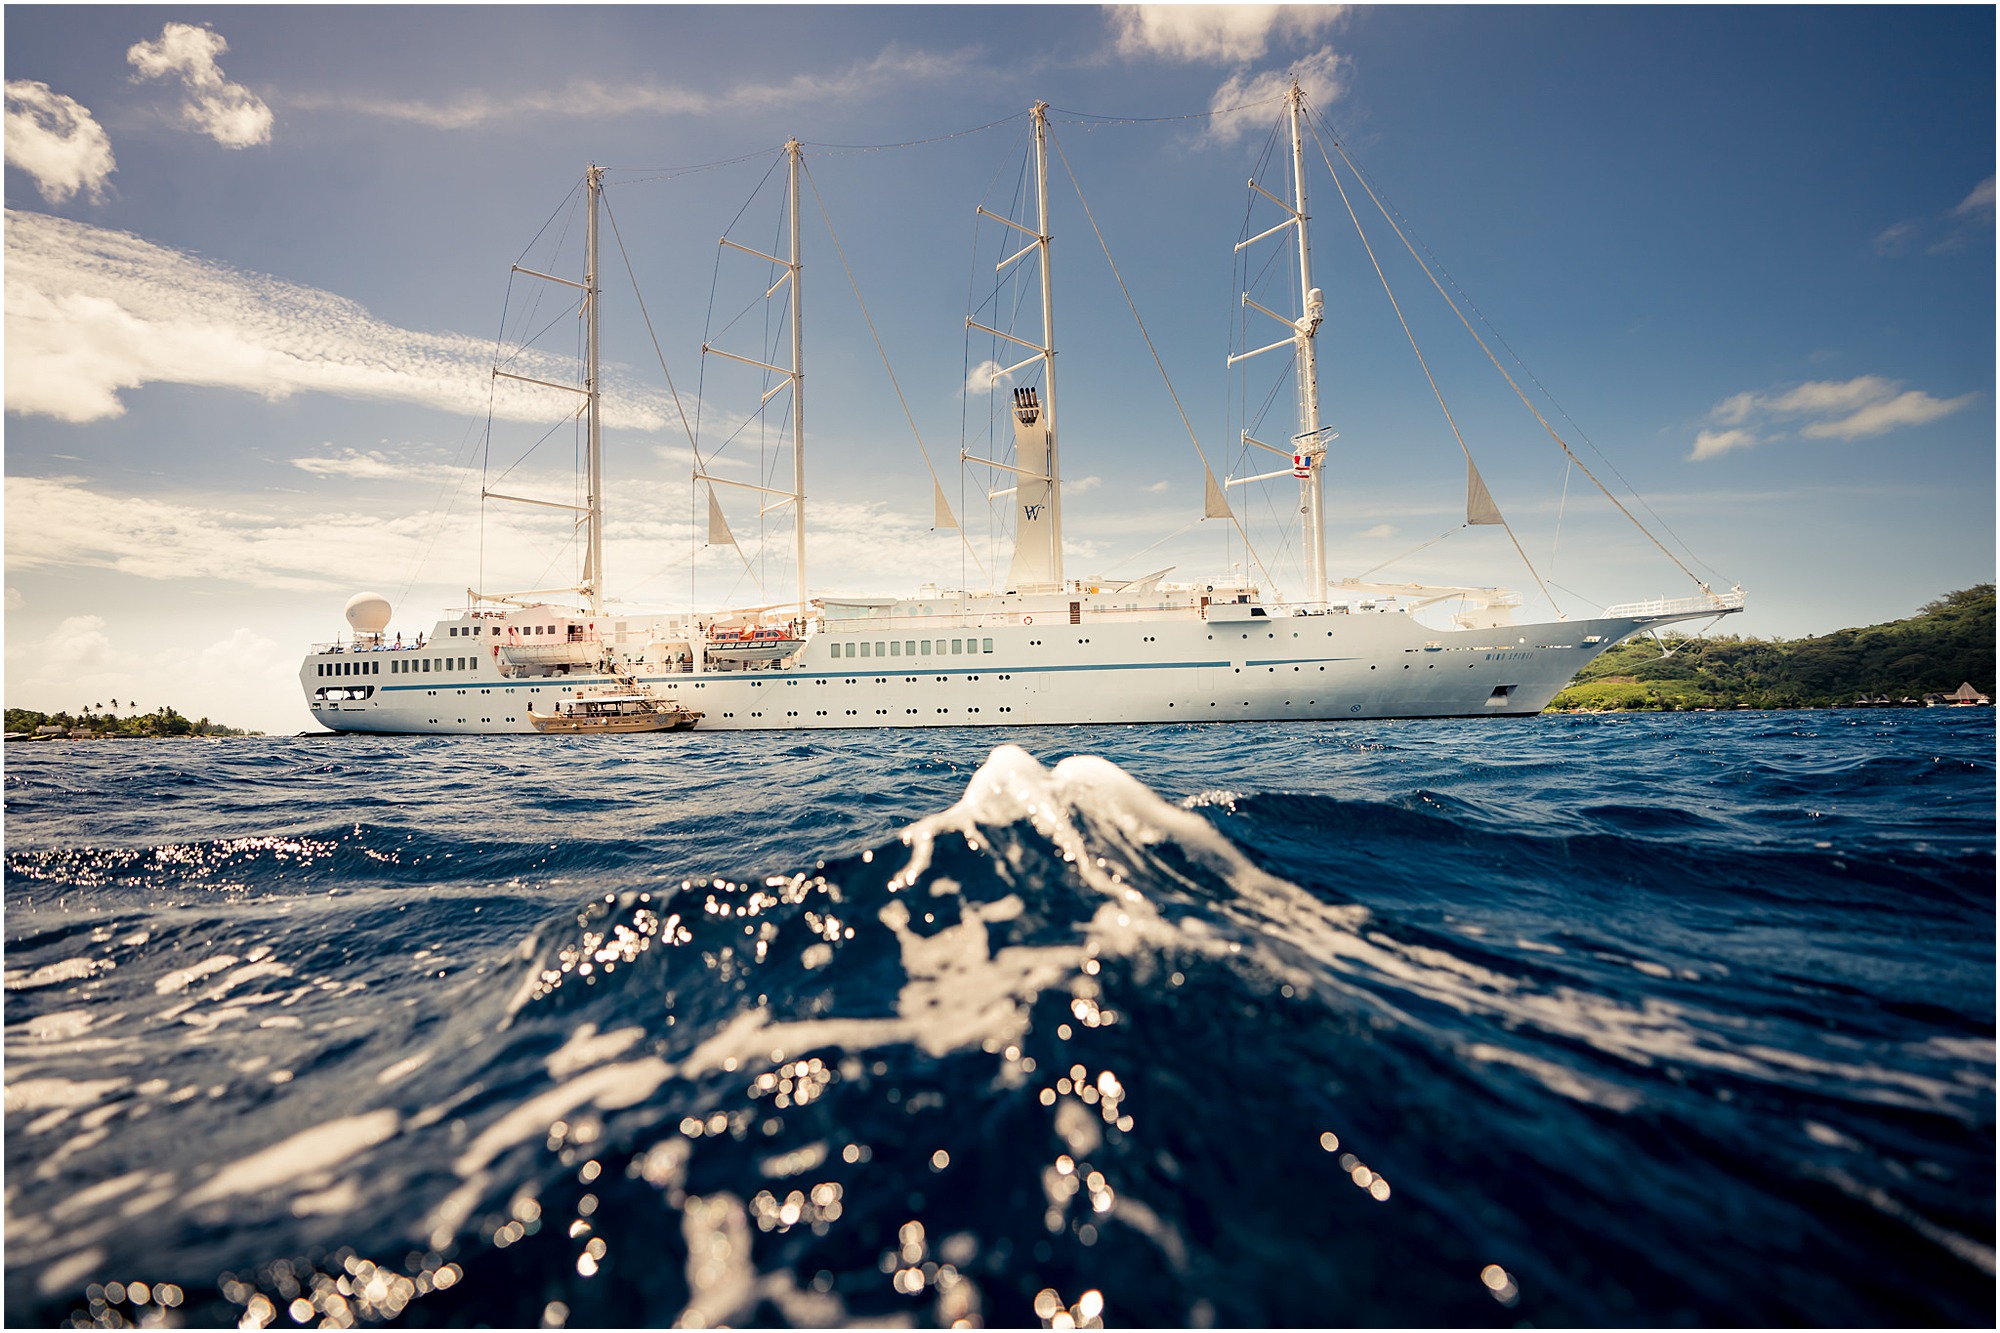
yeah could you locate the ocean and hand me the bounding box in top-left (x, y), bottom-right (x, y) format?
top-left (4, 710), bottom-right (1992, 1328)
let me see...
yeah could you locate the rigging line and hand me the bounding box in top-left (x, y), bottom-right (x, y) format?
top-left (512, 180), bottom-right (584, 269)
top-left (1046, 127), bottom-right (1285, 604)
top-left (1308, 133), bottom-right (1720, 584)
top-left (1548, 580), bottom-right (1606, 613)
top-left (1354, 525), bottom-right (1463, 581)
top-left (1047, 93), bottom-right (1286, 126)
top-left (1550, 455), bottom-right (1574, 579)
top-left (601, 198), bottom-right (700, 452)
top-left (801, 161), bottom-right (992, 587)
top-left (1102, 515), bottom-right (1207, 574)
top-left (801, 111), bottom-right (1027, 154)
top-left (600, 148), bottom-right (791, 186)
top-left (1316, 124), bottom-right (1711, 593)
top-left (1317, 132), bottom-right (1562, 617)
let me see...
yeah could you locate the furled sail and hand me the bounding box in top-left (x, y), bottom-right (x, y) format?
top-left (1006, 386), bottom-right (1057, 588)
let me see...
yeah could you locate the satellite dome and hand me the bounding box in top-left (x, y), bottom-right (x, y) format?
top-left (344, 592), bottom-right (393, 634)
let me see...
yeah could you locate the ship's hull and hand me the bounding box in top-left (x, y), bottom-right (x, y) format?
top-left (302, 609), bottom-right (1691, 735)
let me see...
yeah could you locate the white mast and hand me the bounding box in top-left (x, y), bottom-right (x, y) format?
top-left (1286, 83), bottom-right (1328, 606)
top-left (1229, 79), bottom-right (1330, 606)
top-left (786, 138), bottom-right (807, 621)
top-left (583, 162), bottom-right (604, 615)
top-left (700, 140), bottom-right (808, 621)
top-left (969, 101), bottom-right (1063, 591)
top-left (482, 162), bottom-right (607, 613)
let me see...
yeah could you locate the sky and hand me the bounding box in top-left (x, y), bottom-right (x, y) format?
top-left (5, 4), bottom-right (1993, 734)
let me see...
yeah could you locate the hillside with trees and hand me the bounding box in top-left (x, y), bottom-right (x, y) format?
top-left (1550, 585), bottom-right (1996, 711)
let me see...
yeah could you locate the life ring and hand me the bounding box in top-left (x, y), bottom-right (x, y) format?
top-left (1023, 615), bottom-right (1032, 625)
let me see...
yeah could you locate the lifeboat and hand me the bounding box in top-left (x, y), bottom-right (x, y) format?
top-left (704, 624), bottom-right (805, 662)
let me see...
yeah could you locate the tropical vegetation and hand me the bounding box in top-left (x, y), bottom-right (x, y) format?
top-left (1549, 585), bottom-right (1995, 712)
top-left (4, 702), bottom-right (260, 739)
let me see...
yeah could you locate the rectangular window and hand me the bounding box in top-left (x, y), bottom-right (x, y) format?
top-left (906, 641), bottom-right (916, 655)
top-left (983, 638), bottom-right (994, 653)
top-left (860, 642), bottom-right (871, 658)
top-left (921, 640), bottom-right (931, 655)
top-left (875, 642), bottom-right (886, 657)
top-left (952, 639), bottom-right (963, 654)
top-left (890, 641), bottom-right (901, 657)
top-left (423, 660), bottom-right (431, 673)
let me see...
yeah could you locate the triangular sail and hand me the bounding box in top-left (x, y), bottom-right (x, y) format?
top-left (933, 481), bottom-right (959, 531)
top-left (706, 485), bottom-right (737, 547)
top-left (1204, 467), bottom-right (1233, 519)
top-left (1466, 458), bottom-right (1504, 526)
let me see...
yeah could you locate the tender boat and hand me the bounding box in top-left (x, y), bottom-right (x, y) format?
top-left (527, 686), bottom-right (701, 734)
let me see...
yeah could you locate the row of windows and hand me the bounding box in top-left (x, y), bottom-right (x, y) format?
top-left (322, 657), bottom-right (477, 677)
top-left (447, 623), bottom-right (586, 637)
top-left (833, 637), bottom-right (994, 660)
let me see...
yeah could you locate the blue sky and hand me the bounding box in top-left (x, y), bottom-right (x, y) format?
top-left (5, 5), bottom-right (1993, 733)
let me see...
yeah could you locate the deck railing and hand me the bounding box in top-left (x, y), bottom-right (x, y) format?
top-left (1604, 588), bottom-right (1747, 619)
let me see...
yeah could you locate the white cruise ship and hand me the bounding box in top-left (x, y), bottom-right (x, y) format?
top-left (301, 87), bottom-right (1742, 735)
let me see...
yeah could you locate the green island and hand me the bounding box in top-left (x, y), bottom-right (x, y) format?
top-left (4, 703), bottom-right (262, 740)
top-left (1550, 585), bottom-right (1995, 712)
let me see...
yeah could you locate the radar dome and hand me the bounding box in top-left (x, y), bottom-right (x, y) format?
top-left (344, 592), bottom-right (393, 635)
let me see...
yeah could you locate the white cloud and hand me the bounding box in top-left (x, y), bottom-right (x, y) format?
top-left (1203, 47), bottom-right (1352, 147)
top-left (127, 23), bottom-right (272, 149)
top-left (1689, 427), bottom-right (1758, 462)
top-left (4, 81), bottom-right (116, 204)
top-left (4, 586), bottom-right (20, 611)
top-left (1068, 475), bottom-right (1103, 495)
top-left (1108, 5), bottom-right (1350, 64)
top-left (289, 449), bottom-right (470, 484)
top-left (1872, 219), bottom-right (1918, 256)
top-left (964, 359), bottom-right (1012, 397)
top-left (1876, 176), bottom-right (1994, 256)
top-left (1357, 523), bottom-right (1398, 540)
top-left (4, 210), bottom-right (677, 428)
top-left (1143, 479), bottom-right (1171, 494)
top-left (294, 45), bottom-right (979, 131)
top-left (1798, 389), bottom-right (1977, 441)
top-left (1690, 375), bottom-right (1975, 459)
top-left (1952, 176), bottom-right (1995, 220)
top-left (1766, 375), bottom-right (1899, 417)
top-left (44, 614), bottom-right (112, 673)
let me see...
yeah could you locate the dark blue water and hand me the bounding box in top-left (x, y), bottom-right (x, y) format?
top-left (6, 712), bottom-right (1992, 1328)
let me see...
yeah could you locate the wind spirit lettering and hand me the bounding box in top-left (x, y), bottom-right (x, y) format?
top-left (1023, 504), bottom-right (1046, 521)
top-left (1485, 651), bottom-right (1534, 661)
